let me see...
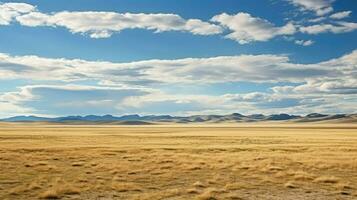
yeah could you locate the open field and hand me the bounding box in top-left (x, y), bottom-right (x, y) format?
top-left (0, 123), bottom-right (356, 199)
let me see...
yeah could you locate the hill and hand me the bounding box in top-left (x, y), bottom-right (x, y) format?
top-left (1, 113), bottom-right (356, 124)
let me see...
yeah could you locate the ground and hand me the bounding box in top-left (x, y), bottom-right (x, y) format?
top-left (0, 123), bottom-right (356, 199)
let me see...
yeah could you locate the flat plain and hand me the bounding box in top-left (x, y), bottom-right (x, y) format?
top-left (0, 122), bottom-right (356, 200)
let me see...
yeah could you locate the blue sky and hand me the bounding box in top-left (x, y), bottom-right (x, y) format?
top-left (0, 0), bottom-right (356, 117)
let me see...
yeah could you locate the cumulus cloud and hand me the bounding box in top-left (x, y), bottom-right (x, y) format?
top-left (295, 39), bottom-right (314, 46)
top-left (15, 10), bottom-right (223, 38)
top-left (2, 2), bottom-right (357, 42)
top-left (211, 12), bottom-right (296, 44)
top-left (15, 12), bottom-right (49, 26)
top-left (287, 0), bottom-right (335, 16)
top-left (0, 2), bottom-right (35, 25)
top-left (330, 11), bottom-right (352, 19)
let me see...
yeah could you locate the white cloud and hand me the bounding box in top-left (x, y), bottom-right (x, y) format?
top-left (0, 84), bottom-right (34, 117)
top-left (295, 39), bottom-right (314, 46)
top-left (118, 90), bottom-right (301, 115)
top-left (0, 84), bottom-right (148, 103)
top-left (300, 21), bottom-right (357, 34)
top-left (308, 17), bottom-right (326, 23)
top-left (15, 10), bottom-right (223, 38)
top-left (2, 75), bottom-right (356, 117)
top-left (330, 11), bottom-right (352, 19)
top-left (0, 85), bottom-right (269, 116)
top-left (1, 49), bottom-right (356, 115)
top-left (211, 12), bottom-right (296, 44)
top-left (1, 2), bottom-right (356, 116)
top-left (0, 101), bottom-right (33, 118)
top-left (272, 50), bottom-right (357, 95)
top-left (2, 2), bottom-right (357, 42)
top-left (0, 84), bottom-right (149, 116)
top-left (0, 52), bottom-right (336, 84)
top-left (1, 50), bottom-right (356, 96)
top-left (223, 92), bottom-right (274, 102)
top-left (297, 80), bottom-right (357, 94)
top-left (1, 48), bottom-right (355, 115)
top-left (118, 88), bottom-right (357, 115)
top-left (15, 88), bottom-right (357, 116)
top-left (15, 12), bottom-right (49, 26)
top-left (287, 0), bottom-right (335, 16)
top-left (0, 2), bottom-right (35, 25)
top-left (270, 82), bottom-right (357, 114)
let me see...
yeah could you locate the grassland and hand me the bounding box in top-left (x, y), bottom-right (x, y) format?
top-left (0, 123), bottom-right (356, 199)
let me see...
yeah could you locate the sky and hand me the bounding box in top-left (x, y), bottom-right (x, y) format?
top-left (0, 0), bottom-right (356, 117)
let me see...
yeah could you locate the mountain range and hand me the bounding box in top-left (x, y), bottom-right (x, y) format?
top-left (1, 113), bottom-right (356, 124)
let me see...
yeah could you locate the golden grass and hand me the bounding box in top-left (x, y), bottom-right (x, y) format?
top-left (313, 176), bottom-right (339, 184)
top-left (284, 181), bottom-right (298, 189)
top-left (38, 179), bottom-right (80, 199)
top-left (0, 123), bottom-right (356, 199)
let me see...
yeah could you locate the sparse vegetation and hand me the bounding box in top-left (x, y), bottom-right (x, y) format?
top-left (0, 122), bottom-right (356, 199)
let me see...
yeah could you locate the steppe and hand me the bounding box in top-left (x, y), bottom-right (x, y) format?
top-left (0, 122), bottom-right (356, 199)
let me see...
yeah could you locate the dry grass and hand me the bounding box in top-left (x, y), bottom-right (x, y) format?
top-left (38, 180), bottom-right (80, 199)
top-left (284, 181), bottom-right (298, 189)
top-left (111, 182), bottom-right (142, 192)
top-left (313, 176), bottom-right (340, 184)
top-left (0, 123), bottom-right (356, 199)
top-left (196, 188), bottom-right (220, 200)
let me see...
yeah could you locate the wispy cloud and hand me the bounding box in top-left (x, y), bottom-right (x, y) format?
top-left (330, 11), bottom-right (352, 19)
top-left (295, 39), bottom-right (314, 46)
top-left (0, 84), bottom-right (149, 116)
top-left (286, 0), bottom-right (335, 16)
top-left (300, 21), bottom-right (357, 34)
top-left (0, 52), bottom-right (337, 84)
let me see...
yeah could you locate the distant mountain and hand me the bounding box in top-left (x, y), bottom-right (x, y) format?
top-left (293, 114), bottom-right (355, 123)
top-left (1, 113), bottom-right (356, 124)
top-left (306, 113), bottom-right (328, 118)
top-left (2, 115), bottom-right (53, 122)
top-left (56, 115), bottom-right (120, 122)
top-left (266, 114), bottom-right (300, 121)
top-left (248, 114), bottom-right (266, 119)
top-left (118, 114), bottom-right (141, 121)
